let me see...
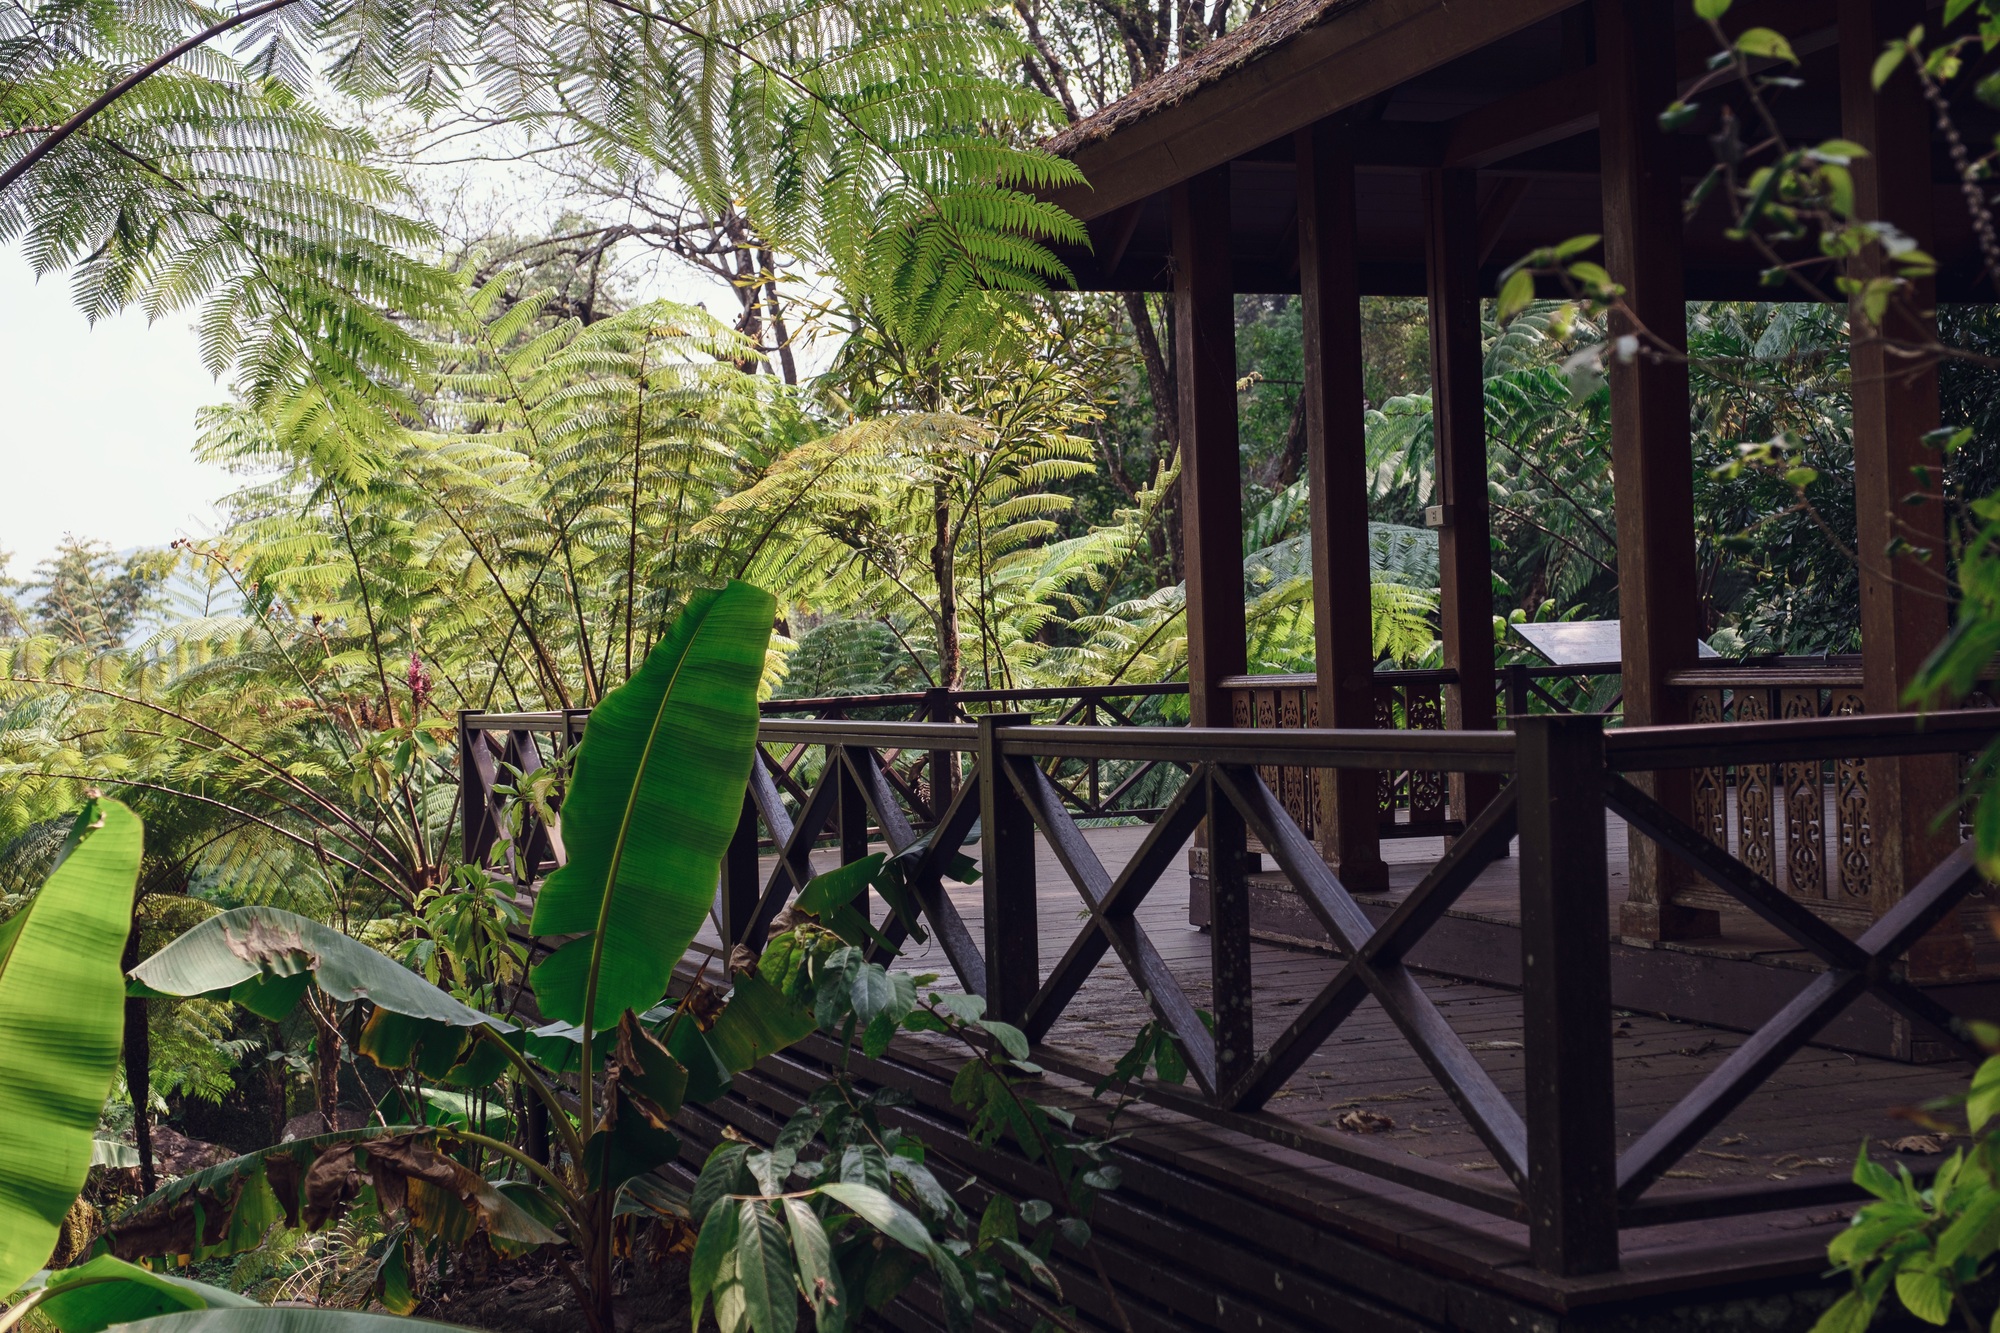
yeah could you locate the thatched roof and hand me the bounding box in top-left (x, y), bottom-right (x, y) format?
top-left (1045, 0), bottom-right (1364, 156)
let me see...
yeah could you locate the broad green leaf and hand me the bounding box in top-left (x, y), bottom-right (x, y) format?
top-left (132, 907), bottom-right (506, 1085)
top-left (816, 1181), bottom-right (934, 1255)
top-left (690, 1195), bottom-right (743, 1327)
top-left (978, 1196), bottom-right (1018, 1246)
top-left (976, 1019), bottom-right (1030, 1061)
top-left (1811, 1290), bottom-right (1880, 1333)
top-left (0, 800), bottom-right (142, 1296)
top-left (18, 1254), bottom-right (255, 1331)
top-left (709, 975), bottom-right (818, 1073)
top-left (1856, 1143), bottom-right (1902, 1202)
top-left (1874, 44), bottom-right (1908, 88)
top-left (1967, 1055), bottom-right (2000, 1130)
top-left (374, 1232), bottom-right (417, 1315)
top-left (531, 580), bottom-right (776, 1030)
top-left (1894, 1266), bottom-right (1954, 1325)
top-left (1694, 0), bottom-right (1731, 17)
top-left (784, 1198), bottom-right (844, 1329)
top-left (693, 1143), bottom-right (754, 1224)
top-left (735, 1200), bottom-right (797, 1333)
top-left (1496, 269), bottom-right (1534, 322)
top-left (1937, 1189), bottom-right (2000, 1264)
top-left (1736, 26), bottom-right (1797, 63)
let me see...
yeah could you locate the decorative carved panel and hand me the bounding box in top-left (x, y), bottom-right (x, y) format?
top-left (1734, 688), bottom-right (1777, 883)
top-left (1407, 686), bottom-right (1445, 821)
top-left (1781, 688), bottom-right (1826, 898)
top-left (1254, 688), bottom-right (1281, 812)
top-left (1279, 687), bottom-right (1311, 835)
top-left (1690, 688), bottom-right (1727, 849)
top-left (1832, 690), bottom-right (1872, 901)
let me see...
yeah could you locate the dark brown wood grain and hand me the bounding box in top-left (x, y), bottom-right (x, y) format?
top-left (1298, 119), bottom-right (1391, 895)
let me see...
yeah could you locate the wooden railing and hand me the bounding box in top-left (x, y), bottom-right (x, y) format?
top-left (458, 699), bottom-right (2000, 1278)
top-left (1668, 657), bottom-right (1996, 925)
top-left (1219, 664), bottom-right (1622, 839)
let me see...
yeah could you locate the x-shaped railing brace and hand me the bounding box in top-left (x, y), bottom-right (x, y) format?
top-left (1604, 773), bottom-right (1984, 1204)
top-left (741, 742), bottom-right (988, 994)
top-left (1002, 750), bottom-right (1532, 1187)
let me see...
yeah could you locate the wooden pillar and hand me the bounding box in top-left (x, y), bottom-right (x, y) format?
top-left (979, 715), bottom-right (1039, 1022)
top-left (1597, 0), bottom-right (1716, 940)
top-left (1841, 0), bottom-right (1971, 976)
top-left (1516, 715), bottom-right (1618, 1276)
top-left (1174, 166), bottom-right (1249, 726)
top-left (1423, 169), bottom-right (1500, 827)
top-left (1298, 123), bottom-right (1389, 893)
top-left (1174, 166), bottom-right (1253, 930)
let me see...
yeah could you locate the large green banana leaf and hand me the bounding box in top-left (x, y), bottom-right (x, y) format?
top-left (0, 799), bottom-right (143, 1297)
top-left (130, 906), bottom-right (508, 1086)
top-left (530, 579), bottom-right (775, 1031)
top-left (12, 1253), bottom-right (255, 1331)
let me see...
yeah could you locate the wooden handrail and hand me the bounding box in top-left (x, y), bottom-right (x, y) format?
top-left (1606, 708), bottom-right (2000, 769)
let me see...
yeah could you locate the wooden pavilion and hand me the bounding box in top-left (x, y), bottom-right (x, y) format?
top-left (461, 3), bottom-right (2000, 1327)
top-left (1042, 0), bottom-right (1990, 970)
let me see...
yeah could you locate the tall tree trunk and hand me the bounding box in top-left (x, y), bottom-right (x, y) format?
top-left (931, 479), bottom-right (961, 688)
top-left (121, 921), bottom-right (155, 1194)
top-left (1124, 291), bottom-right (1186, 583)
top-left (760, 249), bottom-right (798, 385)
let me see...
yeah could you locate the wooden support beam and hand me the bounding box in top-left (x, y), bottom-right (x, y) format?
top-left (721, 796), bottom-right (761, 949)
top-left (1175, 165), bottom-right (1253, 936)
top-left (979, 716), bottom-right (1040, 1022)
top-left (1173, 166), bottom-right (1248, 729)
top-left (1840, 0), bottom-right (1971, 978)
top-left (1439, 0), bottom-right (1839, 171)
top-left (1516, 715), bottom-right (1618, 1276)
top-left (1297, 121), bottom-right (1388, 893)
top-left (1597, 0), bottom-right (1715, 941)
top-left (1049, 0), bottom-right (1576, 221)
top-left (1423, 168), bottom-right (1499, 829)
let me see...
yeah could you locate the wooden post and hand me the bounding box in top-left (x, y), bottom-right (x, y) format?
top-left (924, 685), bottom-right (957, 824)
top-left (1174, 165), bottom-right (1252, 929)
top-left (1174, 165), bottom-right (1249, 728)
top-left (836, 749), bottom-right (870, 866)
top-left (721, 795), bottom-right (761, 950)
top-left (1840, 0), bottom-right (1971, 976)
top-left (1516, 714), bottom-right (1619, 1276)
top-left (1208, 767), bottom-right (1255, 1092)
top-left (979, 715), bottom-right (1039, 1023)
top-left (1423, 168), bottom-right (1499, 828)
top-left (1597, 0), bottom-right (1716, 940)
top-left (1298, 122), bottom-right (1390, 893)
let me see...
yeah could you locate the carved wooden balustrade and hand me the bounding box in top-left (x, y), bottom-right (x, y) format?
top-left (1669, 658), bottom-right (1996, 925)
top-left (1220, 664), bottom-right (1622, 840)
top-left (459, 701), bottom-right (2000, 1278)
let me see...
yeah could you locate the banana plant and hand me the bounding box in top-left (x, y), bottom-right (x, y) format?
top-left (91, 581), bottom-right (801, 1333)
top-left (0, 796), bottom-right (144, 1297)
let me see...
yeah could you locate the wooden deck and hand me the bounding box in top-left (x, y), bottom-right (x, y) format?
top-left (672, 820), bottom-right (1988, 1331)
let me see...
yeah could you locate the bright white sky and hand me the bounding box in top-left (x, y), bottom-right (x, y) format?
top-left (0, 115), bottom-right (839, 587)
top-left (0, 231), bottom-right (752, 586)
top-left (0, 251), bottom-right (237, 581)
